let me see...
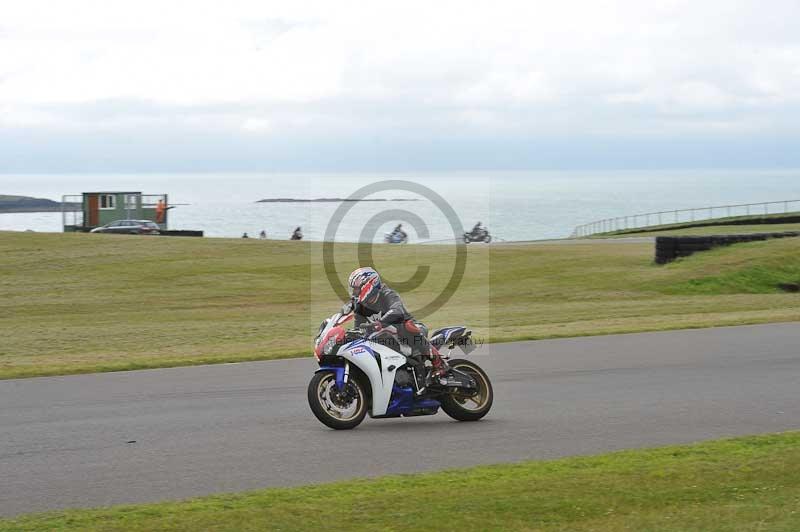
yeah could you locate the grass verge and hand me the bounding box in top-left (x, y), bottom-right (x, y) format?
top-left (1, 231), bottom-right (800, 379)
top-left (2, 431), bottom-right (799, 531)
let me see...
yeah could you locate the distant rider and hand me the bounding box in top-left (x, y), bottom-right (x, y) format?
top-left (347, 267), bottom-right (447, 385)
top-left (470, 221), bottom-right (482, 236)
top-left (291, 227), bottom-right (303, 240)
top-left (392, 223), bottom-right (407, 240)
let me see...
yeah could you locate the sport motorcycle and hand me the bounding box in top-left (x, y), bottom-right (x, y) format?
top-left (384, 230), bottom-right (408, 244)
top-left (308, 301), bottom-right (493, 429)
top-left (463, 227), bottom-right (491, 243)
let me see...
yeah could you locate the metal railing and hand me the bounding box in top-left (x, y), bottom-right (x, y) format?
top-left (571, 199), bottom-right (800, 238)
top-left (61, 194), bottom-right (83, 228)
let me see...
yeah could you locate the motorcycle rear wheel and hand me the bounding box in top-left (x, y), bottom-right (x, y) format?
top-left (440, 359), bottom-right (493, 421)
top-left (308, 371), bottom-right (368, 430)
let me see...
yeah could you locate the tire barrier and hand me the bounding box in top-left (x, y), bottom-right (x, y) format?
top-left (615, 213), bottom-right (800, 237)
top-left (159, 230), bottom-right (204, 237)
top-left (655, 232), bottom-right (800, 264)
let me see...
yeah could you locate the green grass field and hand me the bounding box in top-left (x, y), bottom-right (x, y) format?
top-left (2, 431), bottom-right (799, 531)
top-left (1, 231), bottom-right (800, 379)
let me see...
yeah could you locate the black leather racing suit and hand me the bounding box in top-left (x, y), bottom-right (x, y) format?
top-left (353, 284), bottom-right (429, 357)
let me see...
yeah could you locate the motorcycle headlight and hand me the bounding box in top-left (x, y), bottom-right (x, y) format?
top-left (323, 335), bottom-right (338, 355)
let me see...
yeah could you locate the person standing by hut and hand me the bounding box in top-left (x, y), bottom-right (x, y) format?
top-left (155, 199), bottom-right (166, 224)
top-left (155, 198), bottom-right (174, 225)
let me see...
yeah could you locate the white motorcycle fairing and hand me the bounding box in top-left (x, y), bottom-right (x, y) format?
top-left (337, 338), bottom-right (407, 416)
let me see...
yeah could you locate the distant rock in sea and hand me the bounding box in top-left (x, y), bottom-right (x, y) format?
top-left (0, 195), bottom-right (78, 213)
top-left (255, 198), bottom-right (419, 203)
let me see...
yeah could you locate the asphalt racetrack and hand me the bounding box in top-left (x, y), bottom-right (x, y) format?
top-left (2, 322), bottom-right (799, 516)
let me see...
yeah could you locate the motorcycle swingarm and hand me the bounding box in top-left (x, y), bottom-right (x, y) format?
top-left (438, 369), bottom-right (478, 393)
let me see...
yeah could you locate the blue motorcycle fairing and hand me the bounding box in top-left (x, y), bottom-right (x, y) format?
top-left (383, 385), bottom-right (440, 417)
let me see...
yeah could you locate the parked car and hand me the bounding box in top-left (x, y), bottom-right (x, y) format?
top-left (90, 220), bottom-right (161, 235)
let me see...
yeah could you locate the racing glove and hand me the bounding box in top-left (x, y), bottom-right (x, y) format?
top-left (362, 322), bottom-right (383, 335)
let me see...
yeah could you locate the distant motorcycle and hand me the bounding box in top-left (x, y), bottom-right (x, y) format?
top-left (384, 230), bottom-right (408, 244)
top-left (291, 228), bottom-right (303, 240)
top-left (464, 228), bottom-right (491, 244)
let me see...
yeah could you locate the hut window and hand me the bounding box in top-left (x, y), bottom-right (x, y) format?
top-left (100, 194), bottom-right (116, 209)
top-left (125, 194), bottom-right (138, 209)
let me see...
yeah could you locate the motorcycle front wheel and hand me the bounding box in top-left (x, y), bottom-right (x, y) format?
top-left (483, 234), bottom-right (492, 243)
top-left (308, 371), bottom-right (368, 430)
top-left (440, 359), bottom-right (493, 421)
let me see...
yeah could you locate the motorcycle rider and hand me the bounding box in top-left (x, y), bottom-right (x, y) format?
top-left (392, 223), bottom-right (407, 241)
top-left (348, 267), bottom-right (447, 386)
top-left (291, 226), bottom-right (303, 240)
top-left (470, 221), bottom-right (483, 237)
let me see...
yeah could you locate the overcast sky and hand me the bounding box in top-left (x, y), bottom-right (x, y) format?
top-left (1, 0), bottom-right (799, 172)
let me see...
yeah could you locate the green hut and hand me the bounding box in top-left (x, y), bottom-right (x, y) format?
top-left (62, 192), bottom-right (169, 232)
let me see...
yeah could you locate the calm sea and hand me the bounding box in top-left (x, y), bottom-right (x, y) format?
top-left (1, 170), bottom-right (799, 241)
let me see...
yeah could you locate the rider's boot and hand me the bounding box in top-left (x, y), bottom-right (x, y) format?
top-left (427, 345), bottom-right (449, 381)
top-left (408, 355), bottom-right (427, 393)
